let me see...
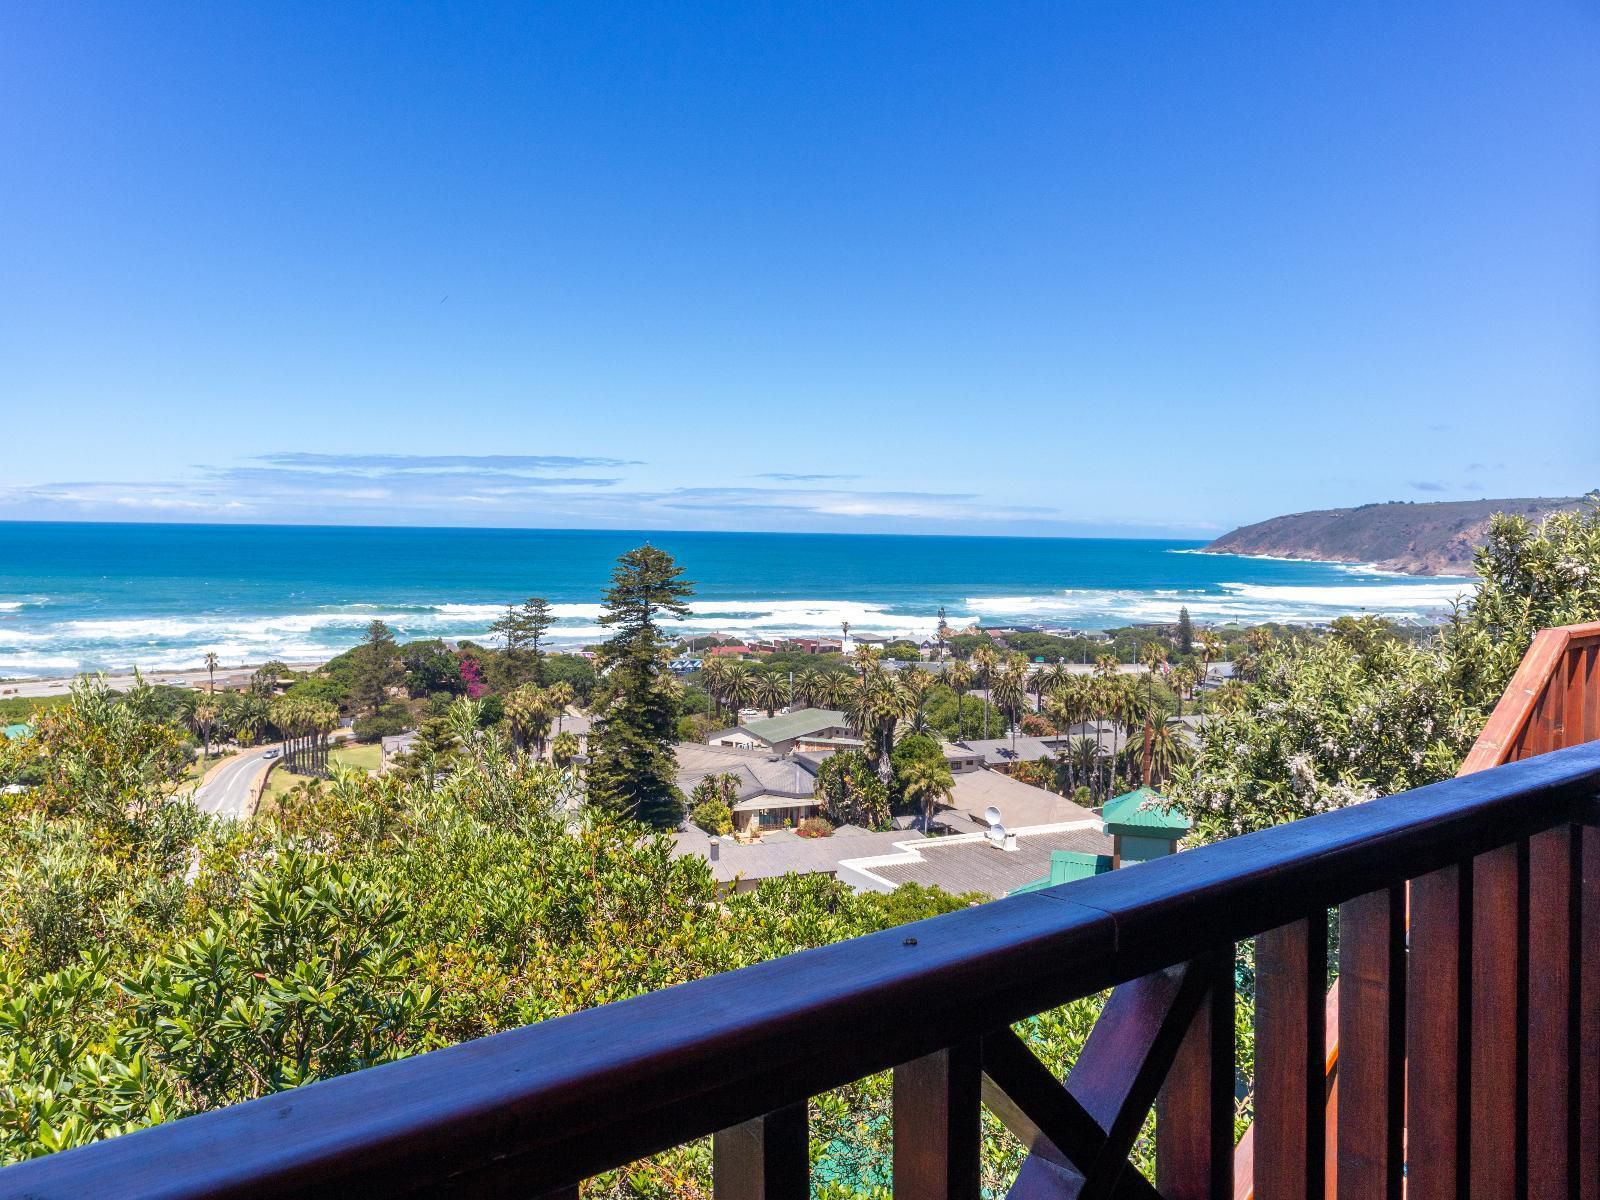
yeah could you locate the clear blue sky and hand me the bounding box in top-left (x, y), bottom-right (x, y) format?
top-left (2, 1), bottom-right (1596, 536)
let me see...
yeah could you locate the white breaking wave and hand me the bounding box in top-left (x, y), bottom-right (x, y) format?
top-left (0, 578), bottom-right (1475, 678)
top-left (963, 578), bottom-right (1473, 626)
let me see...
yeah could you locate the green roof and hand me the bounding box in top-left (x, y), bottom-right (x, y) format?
top-left (1008, 850), bottom-right (1114, 896)
top-left (2, 724), bottom-right (31, 741)
top-left (1102, 786), bottom-right (1190, 837)
top-left (738, 708), bottom-right (849, 743)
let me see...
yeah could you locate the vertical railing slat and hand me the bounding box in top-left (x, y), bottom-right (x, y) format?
top-left (1579, 823), bottom-right (1600, 1200)
top-left (1583, 643), bottom-right (1599, 743)
top-left (1527, 827), bottom-right (1572, 1197)
top-left (1470, 841), bottom-right (1524, 1197)
top-left (1254, 917), bottom-right (1326, 1200)
top-left (713, 1102), bottom-right (809, 1200)
top-left (1406, 864), bottom-right (1468, 1200)
top-left (1156, 953), bottom-right (1235, 1200)
top-left (894, 1042), bottom-right (981, 1200)
top-left (1336, 886), bottom-right (1404, 1200)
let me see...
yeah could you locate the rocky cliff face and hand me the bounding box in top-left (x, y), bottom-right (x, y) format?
top-left (1204, 496), bottom-right (1589, 576)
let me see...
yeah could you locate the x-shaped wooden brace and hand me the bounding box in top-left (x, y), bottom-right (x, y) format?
top-left (981, 958), bottom-right (1218, 1200)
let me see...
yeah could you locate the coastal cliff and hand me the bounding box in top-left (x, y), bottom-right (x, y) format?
top-left (1204, 495), bottom-right (1590, 576)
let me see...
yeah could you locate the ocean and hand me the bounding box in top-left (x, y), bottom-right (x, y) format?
top-left (0, 522), bottom-right (1478, 678)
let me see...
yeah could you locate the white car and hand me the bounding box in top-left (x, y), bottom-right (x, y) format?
top-left (262, 748), bottom-right (280, 760)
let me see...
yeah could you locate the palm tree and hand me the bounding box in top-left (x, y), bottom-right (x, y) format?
top-left (550, 729), bottom-right (581, 769)
top-left (1039, 659), bottom-right (1072, 702)
top-left (234, 693), bottom-right (270, 746)
top-left (505, 684), bottom-right (555, 756)
top-left (796, 667), bottom-right (824, 708)
top-left (900, 754), bottom-right (955, 832)
top-left (991, 658), bottom-right (1029, 748)
top-left (699, 657), bottom-right (730, 723)
top-left (726, 662), bottom-right (759, 718)
top-left (1127, 715), bottom-right (1192, 785)
top-left (944, 661), bottom-right (972, 738)
top-left (1066, 734), bottom-right (1101, 800)
top-left (755, 672), bottom-right (789, 718)
top-left (971, 644), bottom-right (999, 740)
top-left (546, 681), bottom-right (575, 733)
top-left (204, 651), bottom-right (220, 694)
top-left (846, 664), bottom-right (912, 784)
top-left (191, 701), bottom-right (218, 761)
top-left (899, 669), bottom-right (933, 733)
top-left (1169, 665), bottom-right (1197, 716)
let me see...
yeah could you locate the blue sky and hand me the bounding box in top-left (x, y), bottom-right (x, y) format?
top-left (2, 1), bottom-right (1596, 537)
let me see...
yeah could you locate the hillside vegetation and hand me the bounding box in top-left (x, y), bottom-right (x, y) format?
top-left (1204, 494), bottom-right (1591, 575)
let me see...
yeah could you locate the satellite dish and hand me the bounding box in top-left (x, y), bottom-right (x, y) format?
top-left (983, 806), bottom-right (1003, 828)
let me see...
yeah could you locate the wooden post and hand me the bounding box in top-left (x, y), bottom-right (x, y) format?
top-left (1156, 953), bottom-right (1234, 1200)
top-left (713, 1102), bottom-right (809, 1200)
top-left (894, 1042), bottom-right (982, 1200)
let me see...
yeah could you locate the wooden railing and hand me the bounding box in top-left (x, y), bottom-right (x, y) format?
top-left (1461, 620), bottom-right (1600, 773)
top-left (1235, 619), bottom-right (1600, 1198)
top-left (2, 742), bottom-right (1598, 1199)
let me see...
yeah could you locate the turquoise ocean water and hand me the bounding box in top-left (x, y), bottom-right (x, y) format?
top-left (0, 522), bottom-right (1476, 677)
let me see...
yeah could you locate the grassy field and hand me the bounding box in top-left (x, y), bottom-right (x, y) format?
top-left (256, 741), bottom-right (383, 817)
top-left (0, 693), bottom-right (71, 724)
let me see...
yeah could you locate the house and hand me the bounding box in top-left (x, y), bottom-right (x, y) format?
top-left (379, 731), bottom-right (419, 772)
top-left (941, 768), bottom-right (1101, 832)
top-left (675, 742), bottom-right (822, 835)
top-left (787, 637), bottom-right (842, 655)
top-left (554, 709), bottom-right (592, 758)
top-left (835, 819), bottom-right (1113, 899)
top-left (708, 707), bottom-right (853, 755)
top-left (673, 823), bottom-right (915, 893)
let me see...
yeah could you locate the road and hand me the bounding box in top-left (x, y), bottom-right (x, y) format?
top-left (192, 745), bottom-right (278, 819)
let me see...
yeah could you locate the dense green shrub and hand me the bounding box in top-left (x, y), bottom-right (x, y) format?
top-left (690, 799), bottom-right (733, 835)
top-left (352, 704), bottom-right (411, 742)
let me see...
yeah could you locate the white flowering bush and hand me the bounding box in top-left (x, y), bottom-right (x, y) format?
top-left (1172, 499), bottom-right (1600, 843)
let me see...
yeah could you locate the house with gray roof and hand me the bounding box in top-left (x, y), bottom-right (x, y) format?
top-left (708, 707), bottom-right (853, 755)
top-left (676, 742), bottom-right (822, 835)
top-left (673, 822), bottom-right (915, 892)
top-left (835, 820), bottom-right (1113, 899)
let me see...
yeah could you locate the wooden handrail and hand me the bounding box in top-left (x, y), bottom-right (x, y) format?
top-left (1460, 620), bottom-right (1600, 773)
top-left (1235, 619), bottom-right (1600, 1198)
top-left (2, 743), bottom-right (1597, 1200)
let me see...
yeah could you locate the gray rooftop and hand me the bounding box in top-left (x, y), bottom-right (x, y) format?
top-left (839, 822), bottom-right (1113, 899)
top-left (709, 707), bottom-right (851, 745)
top-left (946, 769), bottom-right (1100, 829)
top-left (675, 742), bottom-right (818, 804)
top-left (673, 822), bottom-right (915, 884)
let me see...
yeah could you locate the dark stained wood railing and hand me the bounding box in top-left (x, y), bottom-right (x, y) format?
top-left (2, 745), bottom-right (1599, 1198)
top-left (1236, 619), bottom-right (1600, 1198)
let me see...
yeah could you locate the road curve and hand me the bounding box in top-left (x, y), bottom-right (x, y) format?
top-left (192, 745), bottom-right (277, 819)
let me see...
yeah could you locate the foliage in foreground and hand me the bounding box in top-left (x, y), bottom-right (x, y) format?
top-left (0, 687), bottom-right (1016, 1187)
top-left (1171, 503), bottom-right (1600, 840)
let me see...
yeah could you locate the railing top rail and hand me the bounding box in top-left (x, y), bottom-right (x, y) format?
top-left (5, 742), bottom-right (1599, 1200)
top-left (1460, 620), bottom-right (1600, 774)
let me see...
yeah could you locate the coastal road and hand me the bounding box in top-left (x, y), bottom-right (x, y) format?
top-left (193, 745), bottom-right (278, 820)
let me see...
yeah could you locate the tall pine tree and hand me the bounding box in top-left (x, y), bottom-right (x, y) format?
top-left (491, 596), bottom-right (556, 684)
top-left (587, 547), bottom-right (693, 827)
top-left (1176, 605), bottom-right (1194, 655)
